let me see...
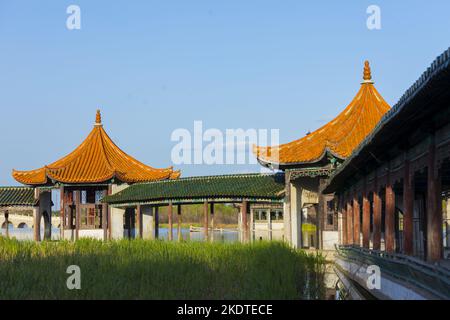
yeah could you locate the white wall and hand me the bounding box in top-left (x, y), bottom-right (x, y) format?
top-left (63, 229), bottom-right (104, 240)
top-left (323, 231), bottom-right (339, 250)
top-left (109, 184), bottom-right (129, 240)
top-left (111, 208), bottom-right (125, 239)
top-left (142, 205), bottom-right (155, 240)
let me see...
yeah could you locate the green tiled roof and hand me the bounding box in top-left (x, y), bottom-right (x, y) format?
top-left (0, 187), bottom-right (35, 207)
top-left (103, 173), bottom-right (285, 205)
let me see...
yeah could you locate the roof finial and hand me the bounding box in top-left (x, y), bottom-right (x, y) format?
top-left (363, 60), bottom-right (373, 82)
top-left (95, 109), bottom-right (102, 126)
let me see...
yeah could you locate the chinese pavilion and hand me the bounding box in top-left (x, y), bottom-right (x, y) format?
top-left (254, 61), bottom-right (391, 249)
top-left (13, 110), bottom-right (180, 241)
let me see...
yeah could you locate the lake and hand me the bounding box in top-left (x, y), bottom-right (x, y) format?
top-left (0, 226), bottom-right (283, 242)
top-left (0, 226), bottom-right (240, 242)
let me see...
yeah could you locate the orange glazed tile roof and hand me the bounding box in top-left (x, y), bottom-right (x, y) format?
top-left (254, 61), bottom-right (391, 167)
top-left (13, 110), bottom-right (181, 185)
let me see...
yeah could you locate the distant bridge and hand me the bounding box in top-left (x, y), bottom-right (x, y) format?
top-left (1, 214), bottom-right (61, 229)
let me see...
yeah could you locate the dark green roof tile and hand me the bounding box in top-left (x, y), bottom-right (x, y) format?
top-left (0, 187), bottom-right (35, 207)
top-left (104, 173), bottom-right (285, 205)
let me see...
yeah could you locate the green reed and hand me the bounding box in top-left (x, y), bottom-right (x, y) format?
top-left (0, 237), bottom-right (325, 300)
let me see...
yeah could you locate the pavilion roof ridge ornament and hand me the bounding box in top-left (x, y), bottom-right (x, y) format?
top-left (95, 109), bottom-right (103, 127)
top-left (362, 60), bottom-right (374, 84)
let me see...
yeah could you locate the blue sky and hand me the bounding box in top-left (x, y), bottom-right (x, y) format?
top-left (0, 0), bottom-right (450, 185)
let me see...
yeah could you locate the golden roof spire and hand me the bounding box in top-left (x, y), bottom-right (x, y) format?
top-left (95, 109), bottom-right (102, 126)
top-left (363, 60), bottom-right (373, 83)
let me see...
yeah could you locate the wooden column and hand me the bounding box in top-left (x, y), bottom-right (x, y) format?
top-left (177, 205), bottom-right (182, 242)
top-left (107, 185), bottom-right (112, 240)
top-left (346, 199), bottom-right (353, 245)
top-left (168, 202), bottom-right (173, 241)
top-left (33, 188), bottom-right (41, 242)
top-left (102, 202), bottom-right (107, 241)
top-left (203, 201), bottom-right (209, 240)
top-left (249, 207), bottom-right (255, 242)
top-left (210, 203), bottom-right (215, 241)
top-left (60, 186), bottom-right (65, 240)
top-left (33, 207), bottom-right (41, 242)
top-left (154, 206), bottom-right (159, 239)
top-left (75, 190), bottom-right (80, 241)
top-left (102, 190), bottom-right (108, 241)
top-left (353, 195), bottom-right (360, 246)
top-left (373, 184), bottom-right (382, 250)
top-left (403, 160), bottom-right (414, 255)
top-left (385, 175), bottom-right (396, 253)
top-left (102, 185), bottom-right (112, 241)
top-left (341, 199), bottom-right (347, 245)
top-left (125, 208), bottom-right (132, 239)
top-left (427, 140), bottom-right (443, 262)
top-left (362, 191), bottom-right (370, 249)
top-left (4, 210), bottom-right (9, 239)
top-left (137, 205), bottom-right (143, 239)
top-left (242, 200), bottom-right (248, 242)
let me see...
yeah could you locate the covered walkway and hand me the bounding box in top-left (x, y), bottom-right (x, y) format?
top-left (103, 173), bottom-right (285, 242)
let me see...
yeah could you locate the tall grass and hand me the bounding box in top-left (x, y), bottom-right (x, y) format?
top-left (0, 237), bottom-right (325, 300)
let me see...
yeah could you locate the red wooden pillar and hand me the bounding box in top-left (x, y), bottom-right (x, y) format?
top-left (33, 208), bottom-right (41, 242)
top-left (385, 175), bottom-right (396, 253)
top-left (362, 190), bottom-right (370, 249)
top-left (427, 140), bottom-right (443, 262)
top-left (107, 185), bottom-right (112, 240)
top-left (137, 205), bottom-right (142, 239)
top-left (353, 195), bottom-right (361, 246)
top-left (341, 198), bottom-right (348, 245)
top-left (203, 201), bottom-right (209, 240)
top-left (177, 205), bottom-right (182, 241)
top-left (210, 203), bottom-right (215, 242)
top-left (210, 203), bottom-right (215, 233)
top-left (346, 198), bottom-right (353, 245)
top-left (60, 186), bottom-right (65, 240)
top-left (242, 200), bottom-right (248, 242)
top-left (403, 160), bottom-right (414, 255)
top-left (4, 210), bottom-right (9, 239)
top-left (168, 201), bottom-right (173, 241)
top-left (102, 189), bottom-right (108, 241)
top-left (74, 190), bottom-right (80, 241)
top-left (373, 183), bottom-right (382, 250)
top-left (154, 206), bottom-right (159, 239)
